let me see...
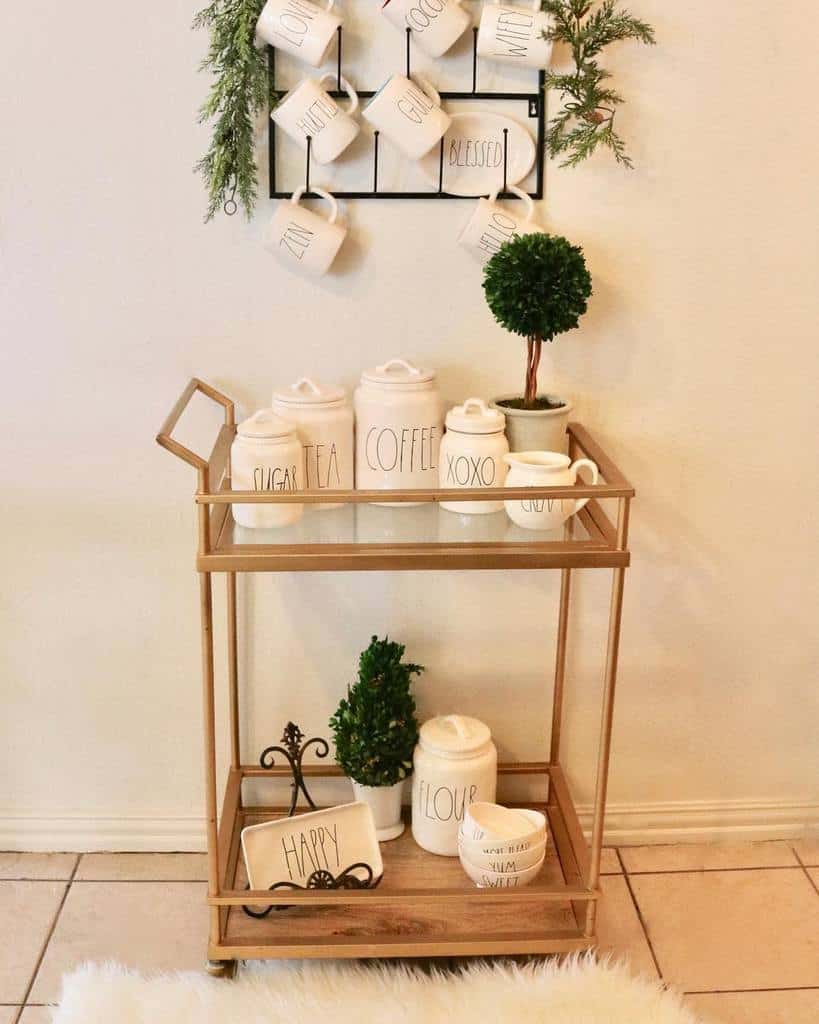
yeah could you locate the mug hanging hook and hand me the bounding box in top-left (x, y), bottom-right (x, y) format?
top-left (223, 182), bottom-right (238, 216)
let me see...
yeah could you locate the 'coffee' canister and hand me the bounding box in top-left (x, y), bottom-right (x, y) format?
top-left (354, 358), bottom-right (444, 504)
top-left (411, 715), bottom-right (497, 856)
top-left (272, 377), bottom-right (354, 510)
top-left (231, 410), bottom-right (303, 529)
top-left (439, 398), bottom-right (509, 514)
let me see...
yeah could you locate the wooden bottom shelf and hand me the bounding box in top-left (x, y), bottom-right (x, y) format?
top-left (207, 763), bottom-right (596, 960)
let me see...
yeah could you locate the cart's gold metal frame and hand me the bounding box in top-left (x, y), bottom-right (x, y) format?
top-left (157, 379), bottom-right (634, 974)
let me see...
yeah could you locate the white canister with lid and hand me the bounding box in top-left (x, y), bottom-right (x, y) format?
top-left (439, 398), bottom-right (509, 514)
top-left (271, 377), bottom-right (354, 510)
top-left (231, 410), bottom-right (304, 529)
top-left (411, 715), bottom-right (498, 856)
top-left (354, 358), bottom-right (444, 505)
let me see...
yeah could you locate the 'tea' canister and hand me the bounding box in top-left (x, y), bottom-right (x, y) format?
top-left (272, 377), bottom-right (354, 510)
top-left (411, 715), bottom-right (498, 856)
top-left (230, 410), bottom-right (303, 529)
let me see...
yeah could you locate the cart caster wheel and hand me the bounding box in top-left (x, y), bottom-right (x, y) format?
top-left (206, 959), bottom-right (237, 978)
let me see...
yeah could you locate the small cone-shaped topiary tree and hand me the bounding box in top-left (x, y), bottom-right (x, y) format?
top-left (329, 636), bottom-right (422, 788)
top-left (483, 232), bottom-right (592, 409)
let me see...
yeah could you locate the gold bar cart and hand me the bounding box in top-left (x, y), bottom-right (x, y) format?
top-left (157, 379), bottom-right (634, 973)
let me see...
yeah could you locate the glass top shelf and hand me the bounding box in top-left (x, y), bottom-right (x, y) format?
top-left (200, 500), bottom-right (627, 573)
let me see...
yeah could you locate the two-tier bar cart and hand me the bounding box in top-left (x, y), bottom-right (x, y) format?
top-left (157, 379), bottom-right (634, 974)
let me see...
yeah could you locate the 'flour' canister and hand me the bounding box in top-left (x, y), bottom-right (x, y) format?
top-left (231, 410), bottom-right (303, 529)
top-left (411, 715), bottom-right (498, 856)
top-left (439, 398), bottom-right (509, 514)
top-left (271, 377), bottom-right (354, 510)
top-left (354, 358), bottom-right (444, 504)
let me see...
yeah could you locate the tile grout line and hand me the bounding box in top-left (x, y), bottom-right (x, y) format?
top-left (615, 848), bottom-right (664, 981)
top-left (792, 845), bottom-right (819, 897)
top-left (684, 985), bottom-right (819, 995)
top-left (13, 857), bottom-right (80, 1024)
top-left (616, 864), bottom-right (803, 876)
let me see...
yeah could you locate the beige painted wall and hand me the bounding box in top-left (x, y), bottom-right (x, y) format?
top-left (2, 1), bottom-right (818, 849)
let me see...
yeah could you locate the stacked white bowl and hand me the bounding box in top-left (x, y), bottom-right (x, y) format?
top-left (458, 802), bottom-right (547, 888)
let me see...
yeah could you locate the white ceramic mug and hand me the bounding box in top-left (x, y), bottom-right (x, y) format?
top-left (382, 0), bottom-right (471, 58)
top-left (363, 74), bottom-right (451, 160)
top-left (458, 184), bottom-right (542, 262)
top-left (504, 451), bottom-right (599, 531)
top-left (256, 0), bottom-right (341, 67)
top-left (267, 187), bottom-right (346, 276)
top-left (272, 74), bottom-right (359, 164)
top-left (476, 0), bottom-right (553, 68)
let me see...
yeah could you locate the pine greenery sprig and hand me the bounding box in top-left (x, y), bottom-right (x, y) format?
top-left (193, 0), bottom-right (271, 221)
top-left (329, 637), bottom-right (423, 788)
top-left (542, 0), bottom-right (655, 168)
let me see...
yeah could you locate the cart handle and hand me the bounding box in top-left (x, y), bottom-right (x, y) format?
top-left (156, 378), bottom-right (235, 471)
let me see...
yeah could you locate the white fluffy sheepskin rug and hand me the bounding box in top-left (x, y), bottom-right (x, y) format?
top-left (52, 955), bottom-right (703, 1023)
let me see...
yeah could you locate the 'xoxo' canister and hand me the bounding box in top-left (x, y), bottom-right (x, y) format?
top-left (354, 358), bottom-right (444, 505)
top-left (231, 410), bottom-right (304, 529)
top-left (439, 398), bottom-right (509, 514)
top-left (412, 715), bottom-right (498, 856)
top-left (272, 377), bottom-right (354, 510)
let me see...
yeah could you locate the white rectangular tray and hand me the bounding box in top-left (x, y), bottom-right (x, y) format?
top-left (241, 802), bottom-right (383, 890)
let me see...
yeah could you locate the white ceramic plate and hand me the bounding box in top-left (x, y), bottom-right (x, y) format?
top-left (418, 112), bottom-right (536, 197)
top-left (241, 802), bottom-right (383, 890)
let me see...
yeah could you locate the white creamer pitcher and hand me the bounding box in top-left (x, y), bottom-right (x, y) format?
top-left (503, 451), bottom-right (598, 531)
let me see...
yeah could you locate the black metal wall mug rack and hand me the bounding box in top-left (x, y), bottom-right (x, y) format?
top-left (268, 26), bottom-right (545, 201)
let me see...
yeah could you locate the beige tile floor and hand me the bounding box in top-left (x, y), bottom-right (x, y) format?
top-left (0, 842), bottom-right (817, 1023)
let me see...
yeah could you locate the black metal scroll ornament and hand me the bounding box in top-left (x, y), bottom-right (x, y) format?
top-left (259, 721), bottom-right (329, 817)
top-left (242, 863), bottom-right (381, 919)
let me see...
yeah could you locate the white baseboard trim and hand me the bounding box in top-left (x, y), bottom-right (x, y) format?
top-left (1, 799), bottom-right (817, 852)
top-left (577, 798), bottom-right (819, 846)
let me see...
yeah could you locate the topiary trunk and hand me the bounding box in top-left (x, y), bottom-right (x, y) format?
top-left (524, 335), bottom-right (542, 408)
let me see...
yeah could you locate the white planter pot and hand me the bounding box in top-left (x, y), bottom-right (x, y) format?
top-left (492, 395), bottom-right (572, 455)
top-left (351, 780), bottom-right (405, 842)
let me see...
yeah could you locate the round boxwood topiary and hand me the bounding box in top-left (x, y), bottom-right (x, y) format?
top-left (483, 232), bottom-right (592, 409)
top-left (329, 636), bottom-right (422, 788)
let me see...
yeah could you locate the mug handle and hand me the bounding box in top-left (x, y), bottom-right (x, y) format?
top-left (570, 458), bottom-right (599, 514)
top-left (488, 183), bottom-right (535, 222)
top-left (412, 73), bottom-right (441, 108)
top-left (290, 185), bottom-right (339, 225)
top-left (320, 72), bottom-right (359, 115)
top-left (376, 358), bottom-right (422, 375)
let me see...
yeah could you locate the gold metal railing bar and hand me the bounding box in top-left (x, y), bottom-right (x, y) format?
top-left (583, 495), bottom-right (630, 937)
top-left (584, 498), bottom-right (617, 547)
top-left (213, 931), bottom-right (591, 958)
top-left (156, 378), bottom-right (235, 471)
top-left (567, 422), bottom-right (633, 493)
top-left (211, 885), bottom-right (596, 907)
top-left (237, 760), bottom-right (550, 779)
top-left (195, 482), bottom-right (633, 503)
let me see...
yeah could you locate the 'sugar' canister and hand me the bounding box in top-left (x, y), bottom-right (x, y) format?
top-left (411, 715), bottom-right (497, 856)
top-left (230, 410), bottom-right (303, 529)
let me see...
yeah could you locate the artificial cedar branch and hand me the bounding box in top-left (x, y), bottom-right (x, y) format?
top-left (542, 0), bottom-right (656, 168)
